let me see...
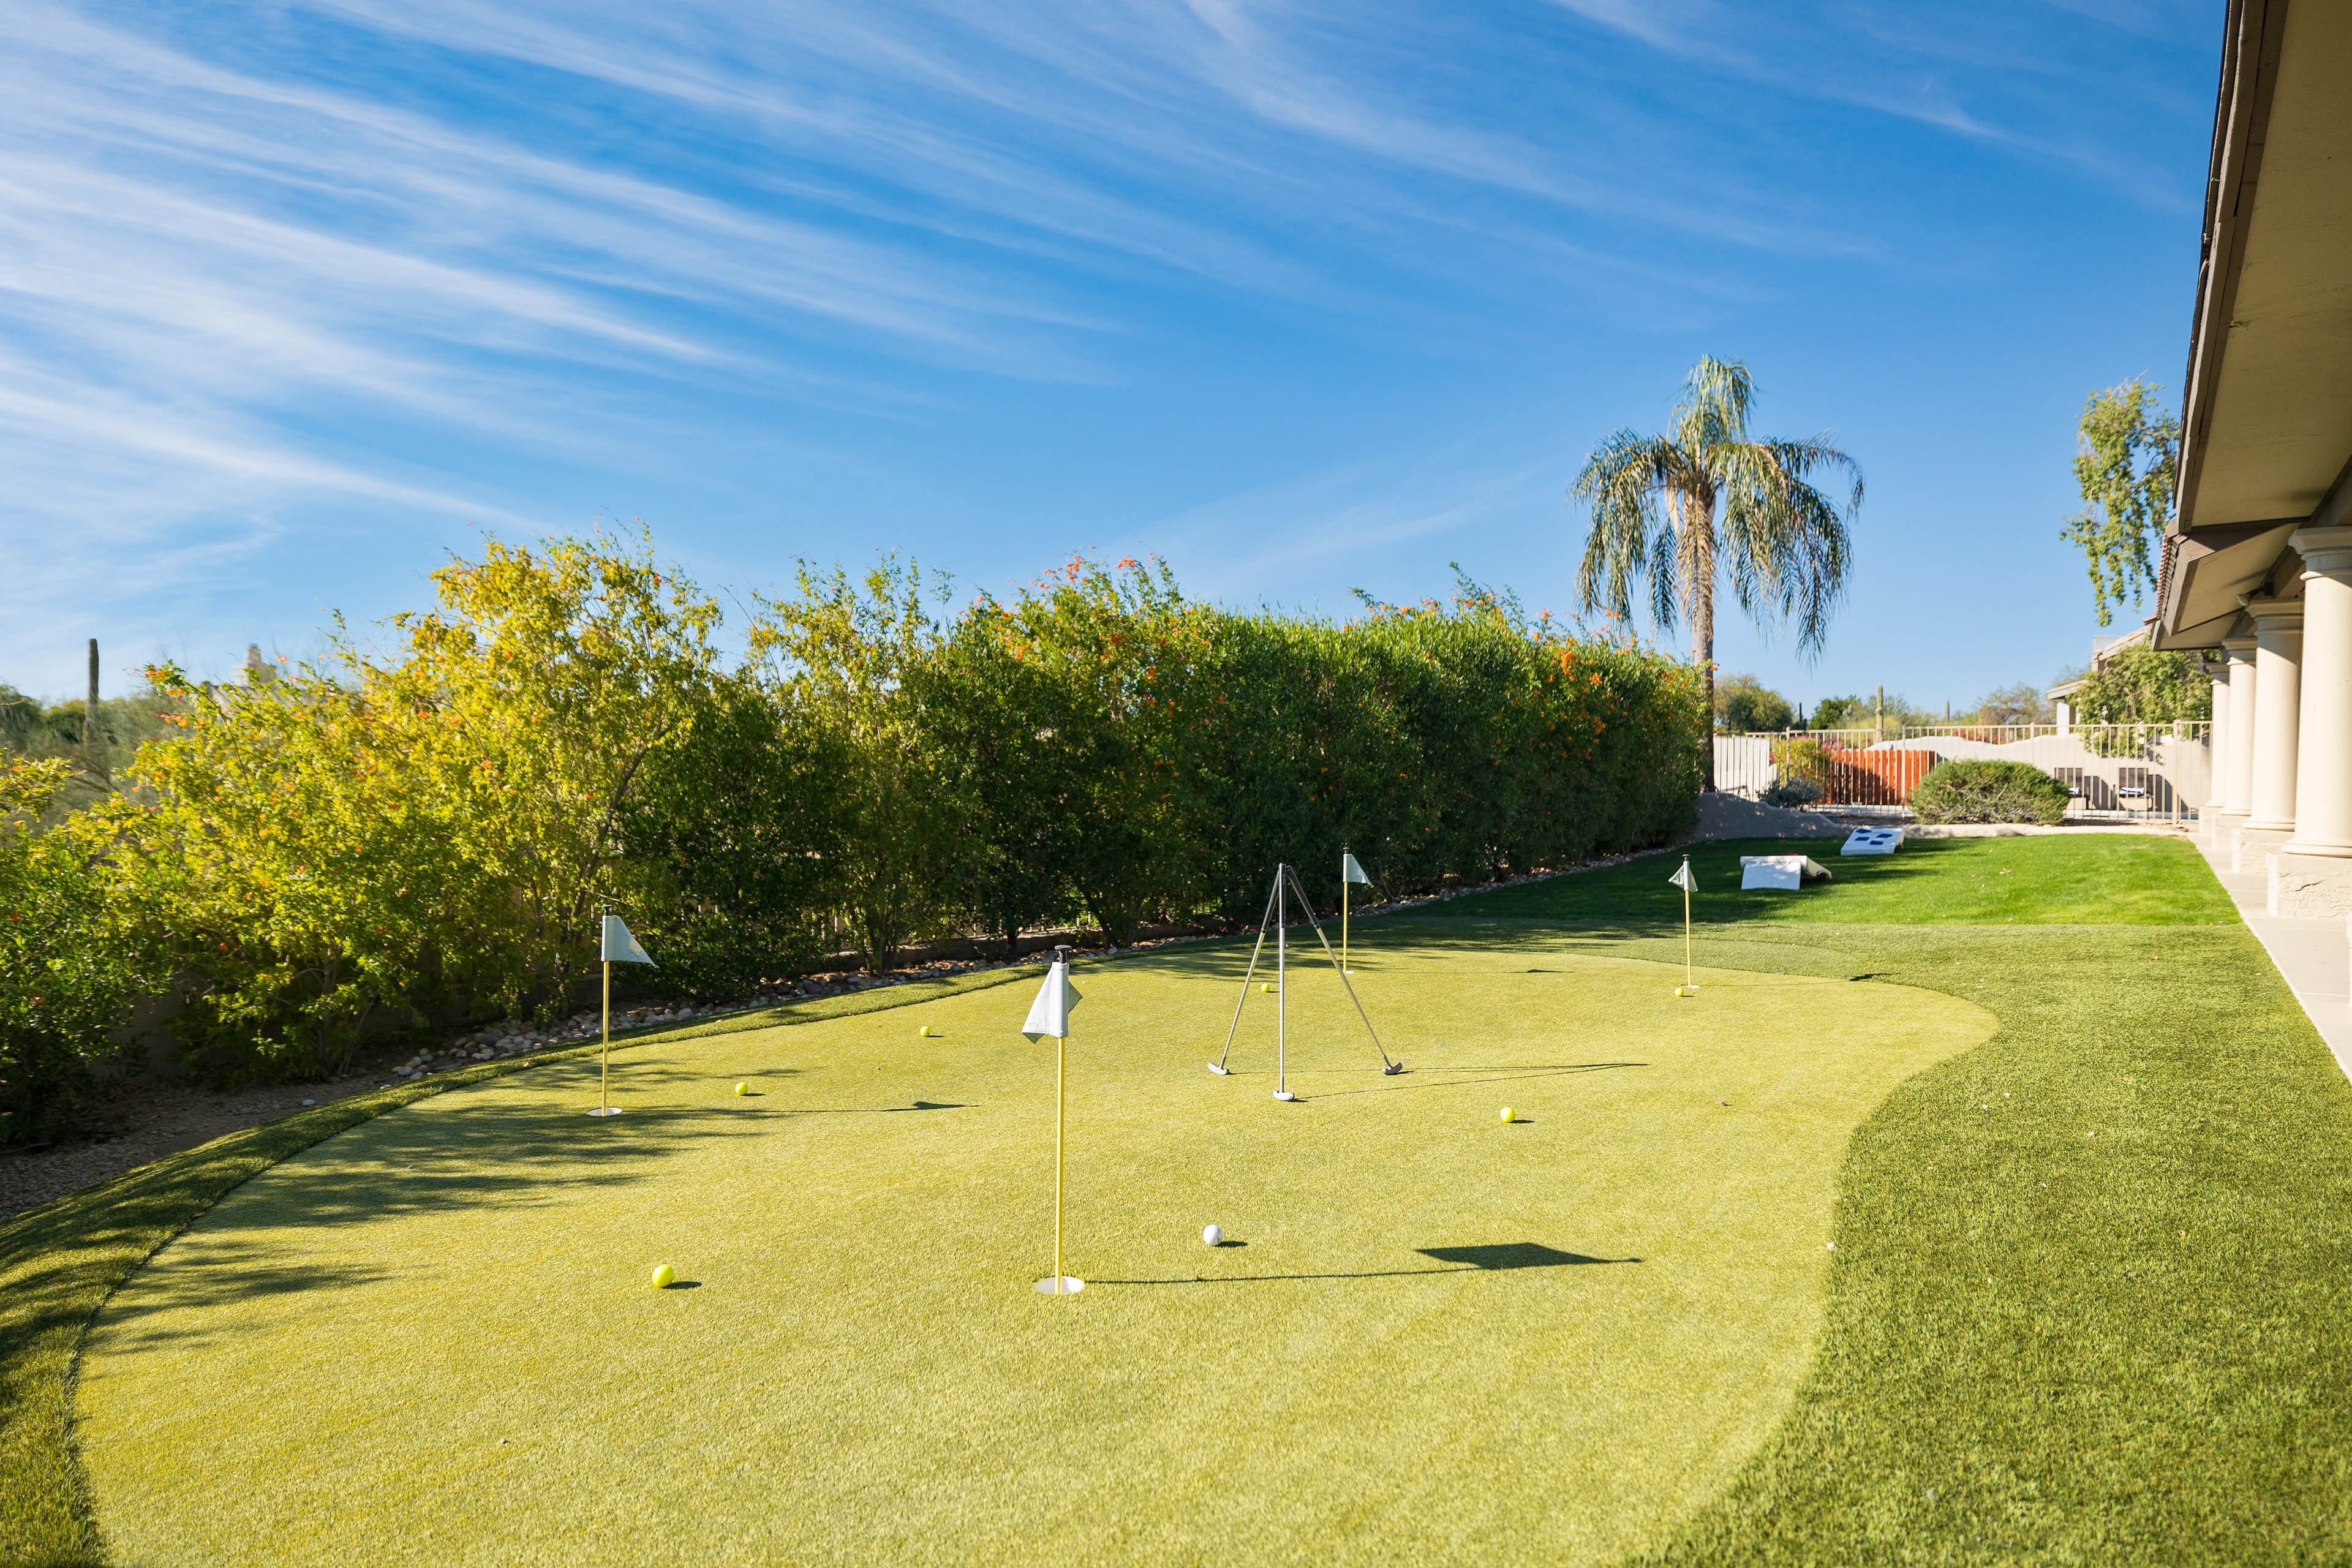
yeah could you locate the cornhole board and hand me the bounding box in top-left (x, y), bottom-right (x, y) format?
top-left (1842, 827), bottom-right (1903, 856)
top-left (1739, 854), bottom-right (1832, 890)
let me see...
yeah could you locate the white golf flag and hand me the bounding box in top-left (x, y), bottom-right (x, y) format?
top-left (1021, 959), bottom-right (1082, 1042)
top-left (1668, 858), bottom-right (1697, 892)
top-left (1341, 852), bottom-right (1373, 886)
top-left (600, 915), bottom-right (654, 965)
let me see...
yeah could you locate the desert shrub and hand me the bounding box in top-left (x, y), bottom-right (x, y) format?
top-left (748, 559), bottom-right (972, 971)
top-left (1761, 775), bottom-right (1823, 809)
top-left (1909, 759), bottom-right (2071, 826)
top-left (617, 676), bottom-right (848, 994)
top-left (22, 540), bottom-right (1710, 1090)
top-left (0, 757), bottom-right (169, 1142)
top-left (111, 531), bottom-right (720, 1080)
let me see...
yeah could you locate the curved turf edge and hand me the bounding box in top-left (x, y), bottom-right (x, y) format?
top-left (0, 965), bottom-right (1030, 1568)
top-left (1629, 924), bottom-right (2352, 1564)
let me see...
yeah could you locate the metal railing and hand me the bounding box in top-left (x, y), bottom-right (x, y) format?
top-left (1714, 723), bottom-right (2212, 821)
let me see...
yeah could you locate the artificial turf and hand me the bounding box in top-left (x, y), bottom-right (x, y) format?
top-left (0, 968), bottom-right (1033, 1568)
top-left (1410, 837), bottom-right (2352, 1563)
top-left (1453, 833), bottom-right (2239, 929)
top-left (8, 829), bottom-right (2351, 1566)
top-left (69, 946), bottom-right (1991, 1565)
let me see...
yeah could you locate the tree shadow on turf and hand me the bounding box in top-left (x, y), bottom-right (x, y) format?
top-left (1098, 1243), bottom-right (1637, 1286)
top-left (175, 1090), bottom-right (962, 1243)
top-left (82, 1252), bottom-right (399, 1353)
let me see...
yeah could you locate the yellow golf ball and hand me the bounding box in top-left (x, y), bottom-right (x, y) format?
top-left (650, 1263), bottom-right (676, 1289)
top-left (733, 1082), bottom-right (748, 1096)
top-left (1499, 1106), bottom-right (1515, 1123)
top-left (918, 1024), bottom-right (933, 1037)
top-left (1259, 982), bottom-right (1274, 993)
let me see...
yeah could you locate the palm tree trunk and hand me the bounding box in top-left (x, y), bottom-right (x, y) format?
top-left (1684, 489), bottom-right (1717, 790)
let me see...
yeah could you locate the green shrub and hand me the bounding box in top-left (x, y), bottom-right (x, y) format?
top-left (0, 758), bottom-right (170, 1142)
top-left (30, 541), bottom-right (1709, 1087)
top-left (1909, 759), bottom-right (2071, 826)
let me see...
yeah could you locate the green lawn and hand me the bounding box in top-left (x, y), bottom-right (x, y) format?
top-left (8, 831), bottom-right (2351, 1565)
top-left (1451, 833), bottom-right (2237, 928)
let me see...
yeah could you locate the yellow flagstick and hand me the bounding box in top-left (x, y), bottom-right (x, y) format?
top-left (1028, 946), bottom-right (1082, 1294)
top-left (1670, 855), bottom-right (1697, 997)
top-left (589, 913), bottom-right (645, 1115)
top-left (1054, 1031), bottom-right (1066, 1290)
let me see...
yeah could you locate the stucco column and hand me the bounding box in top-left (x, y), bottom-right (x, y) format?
top-left (2269, 531), bottom-right (2352, 921)
top-left (2283, 528), bottom-right (2352, 858)
top-left (2245, 600), bottom-right (2304, 831)
top-left (2215, 636), bottom-right (2258, 827)
top-left (2204, 677), bottom-right (2231, 818)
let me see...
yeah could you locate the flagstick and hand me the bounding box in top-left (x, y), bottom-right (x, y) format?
top-left (586, 958), bottom-right (625, 1117)
top-left (1030, 950), bottom-right (1082, 1295)
top-left (1683, 880), bottom-right (1694, 992)
top-left (1054, 1032), bottom-right (1066, 1290)
top-left (1342, 865), bottom-right (1350, 974)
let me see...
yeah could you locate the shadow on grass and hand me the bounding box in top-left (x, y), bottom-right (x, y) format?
top-left (1098, 1242), bottom-right (1638, 1286)
top-left (1417, 1243), bottom-right (1635, 1269)
top-left (73, 1077), bottom-right (987, 1358)
top-left (0, 961), bottom-right (1038, 1568)
top-left (80, 1252), bottom-right (401, 1355)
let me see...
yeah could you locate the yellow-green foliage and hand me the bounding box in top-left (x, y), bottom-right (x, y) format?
top-left (103, 532), bottom-right (722, 1080)
top-left (2070, 646), bottom-right (2213, 726)
top-left (0, 758), bottom-right (169, 1142)
top-left (36, 540), bottom-right (1703, 1093)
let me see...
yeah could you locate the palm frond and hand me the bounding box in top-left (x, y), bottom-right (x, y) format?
top-left (1674, 356), bottom-right (1756, 453)
top-left (1570, 431), bottom-right (1682, 632)
top-left (1712, 435), bottom-right (1860, 658)
top-left (1570, 356), bottom-right (1859, 664)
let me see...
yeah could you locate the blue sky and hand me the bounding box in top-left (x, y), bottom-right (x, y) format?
top-left (4, 0), bottom-right (2218, 713)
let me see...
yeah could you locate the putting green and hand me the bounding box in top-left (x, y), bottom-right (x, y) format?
top-left (75, 940), bottom-right (1993, 1564)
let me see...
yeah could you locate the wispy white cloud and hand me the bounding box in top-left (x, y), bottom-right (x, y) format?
top-left (0, 0), bottom-right (2210, 695)
top-left (1543, 0), bottom-right (2202, 202)
top-left (1128, 441), bottom-right (1561, 609)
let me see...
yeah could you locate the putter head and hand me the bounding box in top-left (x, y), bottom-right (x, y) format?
top-left (1207, 1062), bottom-right (1231, 1076)
top-left (1382, 1060), bottom-right (1404, 1076)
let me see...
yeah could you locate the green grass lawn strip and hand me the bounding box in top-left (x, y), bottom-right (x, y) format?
top-left (1631, 921), bottom-right (2352, 1564)
top-left (0, 965), bottom-right (1030, 1567)
top-left (1446, 833), bottom-right (2239, 929)
top-left (1422, 837), bottom-right (2352, 1560)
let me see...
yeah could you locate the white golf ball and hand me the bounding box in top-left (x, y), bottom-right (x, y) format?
top-left (1203, 1224), bottom-right (1223, 1247)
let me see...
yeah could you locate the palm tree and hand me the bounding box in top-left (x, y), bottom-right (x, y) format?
top-left (1571, 355), bottom-right (1861, 788)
